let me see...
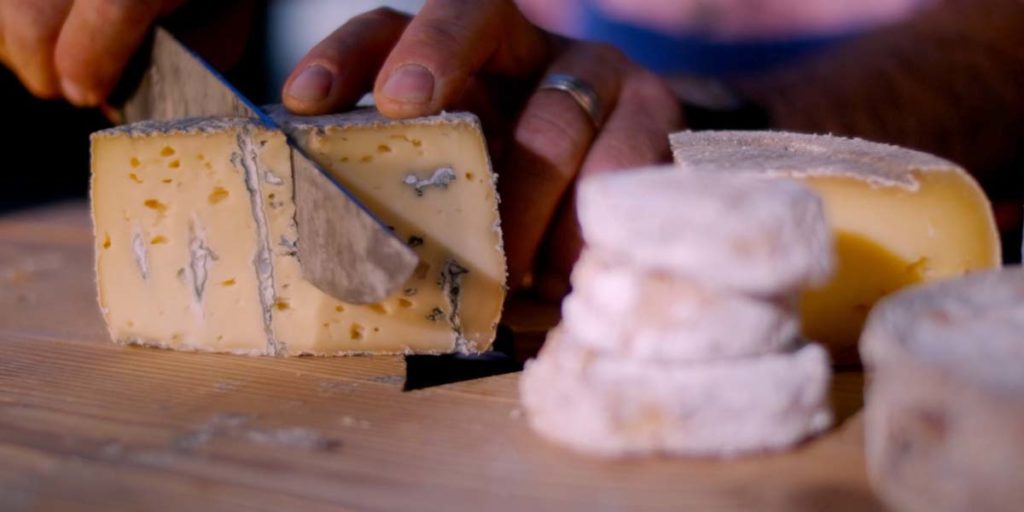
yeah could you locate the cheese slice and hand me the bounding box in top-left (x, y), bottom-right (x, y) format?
top-left (670, 131), bottom-right (1001, 363)
top-left (860, 267), bottom-right (1024, 512)
top-left (91, 110), bottom-right (505, 355)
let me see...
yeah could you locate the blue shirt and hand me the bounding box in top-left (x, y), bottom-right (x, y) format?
top-left (577, 1), bottom-right (860, 76)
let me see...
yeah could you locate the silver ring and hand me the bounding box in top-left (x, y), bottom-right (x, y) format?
top-left (538, 73), bottom-right (603, 128)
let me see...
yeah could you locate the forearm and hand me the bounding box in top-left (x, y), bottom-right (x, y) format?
top-left (732, 0), bottom-right (1024, 180)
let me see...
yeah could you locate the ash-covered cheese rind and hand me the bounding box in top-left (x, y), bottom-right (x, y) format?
top-left (671, 130), bottom-right (1002, 364)
top-left (576, 166), bottom-right (834, 294)
top-left (860, 267), bottom-right (1024, 512)
top-left (91, 110), bottom-right (505, 355)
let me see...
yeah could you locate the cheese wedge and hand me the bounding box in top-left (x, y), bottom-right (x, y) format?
top-left (91, 111), bottom-right (505, 355)
top-left (670, 131), bottom-right (1001, 363)
top-left (860, 267), bottom-right (1024, 512)
top-left (576, 166), bottom-right (834, 294)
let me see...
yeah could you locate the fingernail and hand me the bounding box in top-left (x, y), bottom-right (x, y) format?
top-left (61, 79), bottom-right (92, 106)
top-left (381, 64), bottom-right (434, 104)
top-left (287, 64), bottom-right (334, 102)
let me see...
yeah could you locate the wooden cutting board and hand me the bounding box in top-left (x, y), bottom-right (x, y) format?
top-left (0, 202), bottom-right (882, 512)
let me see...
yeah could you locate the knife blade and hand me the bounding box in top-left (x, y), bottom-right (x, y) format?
top-left (118, 28), bottom-right (418, 305)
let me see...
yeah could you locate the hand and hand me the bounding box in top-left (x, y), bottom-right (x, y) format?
top-left (282, 0), bottom-right (682, 300)
top-left (0, 0), bottom-right (189, 106)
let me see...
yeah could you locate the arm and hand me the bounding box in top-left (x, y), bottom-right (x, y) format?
top-left (730, 0), bottom-right (1024, 178)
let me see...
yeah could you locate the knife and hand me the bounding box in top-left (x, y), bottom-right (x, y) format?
top-left (117, 28), bottom-right (418, 305)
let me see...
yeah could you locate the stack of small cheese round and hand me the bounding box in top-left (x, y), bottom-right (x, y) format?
top-left (520, 167), bottom-right (837, 457)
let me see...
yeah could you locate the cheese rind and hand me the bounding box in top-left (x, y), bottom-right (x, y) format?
top-left (91, 110), bottom-right (505, 355)
top-left (520, 329), bottom-right (833, 457)
top-left (562, 250), bottom-right (799, 361)
top-left (576, 166), bottom-right (834, 294)
top-left (860, 267), bottom-right (1024, 512)
top-left (670, 131), bottom-right (1002, 363)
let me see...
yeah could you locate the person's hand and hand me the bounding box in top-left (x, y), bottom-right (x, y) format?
top-left (0, 0), bottom-right (189, 106)
top-left (282, 0), bottom-right (682, 300)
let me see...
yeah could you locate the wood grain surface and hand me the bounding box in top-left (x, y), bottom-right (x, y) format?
top-left (0, 202), bottom-right (883, 512)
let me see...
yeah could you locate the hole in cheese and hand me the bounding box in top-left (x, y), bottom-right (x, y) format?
top-left (150, 235), bottom-right (168, 245)
top-left (222, 279), bottom-right (236, 286)
top-left (360, 155), bottom-right (373, 163)
top-left (397, 298), bottom-right (413, 308)
top-left (162, 179), bottom-right (173, 184)
top-left (143, 199), bottom-right (167, 213)
top-left (208, 187), bottom-right (229, 204)
top-left (377, 144), bottom-right (391, 153)
top-left (128, 173), bottom-right (142, 183)
top-left (102, 234), bottom-right (111, 249)
top-left (275, 300), bottom-right (290, 311)
top-left (369, 303), bottom-right (389, 315)
top-left (129, 157), bottom-right (141, 168)
top-left (350, 323), bottom-right (365, 340)
top-left (160, 146), bottom-right (175, 157)
top-left (168, 160), bottom-right (181, 169)
top-left (335, 305), bottom-right (345, 313)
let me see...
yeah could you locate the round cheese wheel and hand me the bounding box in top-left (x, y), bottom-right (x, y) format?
top-left (562, 249), bottom-right (799, 361)
top-left (861, 267), bottom-right (1024, 512)
top-left (520, 329), bottom-right (833, 457)
top-left (576, 166), bottom-right (834, 294)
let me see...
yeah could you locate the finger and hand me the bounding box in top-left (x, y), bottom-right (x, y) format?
top-left (533, 69), bottom-right (682, 301)
top-left (373, 0), bottom-right (550, 118)
top-left (283, 7), bottom-right (410, 115)
top-left (500, 42), bottom-right (628, 290)
top-left (55, 0), bottom-right (186, 106)
top-left (0, 0), bottom-right (72, 99)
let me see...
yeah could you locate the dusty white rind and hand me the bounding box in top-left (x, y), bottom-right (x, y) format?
top-left (669, 130), bottom-right (962, 190)
top-left (265, 104), bottom-right (483, 132)
top-left (861, 267), bottom-right (1024, 512)
top-left (576, 166), bottom-right (834, 295)
top-left (562, 249), bottom-right (799, 361)
top-left (520, 329), bottom-right (833, 457)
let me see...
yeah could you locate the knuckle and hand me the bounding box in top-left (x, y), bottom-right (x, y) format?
top-left (408, 21), bottom-right (465, 57)
top-left (586, 42), bottom-right (627, 67)
top-left (515, 105), bottom-right (590, 176)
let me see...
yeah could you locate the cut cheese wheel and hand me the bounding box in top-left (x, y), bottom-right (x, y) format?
top-left (91, 111), bottom-right (505, 355)
top-left (576, 166), bottom-right (834, 295)
top-left (520, 329), bottom-right (833, 457)
top-left (562, 249), bottom-right (799, 361)
top-left (860, 267), bottom-right (1024, 512)
top-left (670, 130), bottom-right (1002, 364)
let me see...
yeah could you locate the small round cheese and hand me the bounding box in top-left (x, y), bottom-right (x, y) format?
top-left (562, 250), bottom-right (799, 361)
top-left (520, 329), bottom-right (833, 457)
top-left (861, 267), bottom-right (1024, 512)
top-left (576, 166), bottom-right (834, 294)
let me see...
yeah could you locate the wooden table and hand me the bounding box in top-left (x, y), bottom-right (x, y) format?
top-left (0, 202), bottom-right (882, 512)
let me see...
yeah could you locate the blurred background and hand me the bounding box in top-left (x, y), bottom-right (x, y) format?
top-left (2, 0), bottom-right (1020, 261)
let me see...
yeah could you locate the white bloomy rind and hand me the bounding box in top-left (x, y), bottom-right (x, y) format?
top-left (562, 249), bottom-right (799, 361)
top-left (861, 267), bottom-right (1024, 512)
top-left (520, 329), bottom-right (833, 457)
top-left (576, 166), bottom-right (834, 294)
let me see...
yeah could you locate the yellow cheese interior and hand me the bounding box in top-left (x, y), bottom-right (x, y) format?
top-left (796, 170), bottom-right (1001, 362)
top-left (92, 129), bottom-right (269, 353)
top-left (281, 118), bottom-right (506, 354)
top-left (92, 114), bottom-right (505, 355)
